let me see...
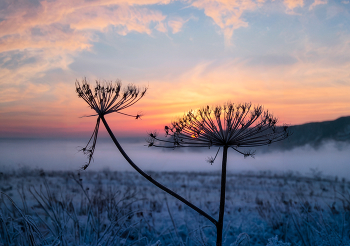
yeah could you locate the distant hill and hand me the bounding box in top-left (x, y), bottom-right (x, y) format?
top-left (173, 116), bottom-right (350, 153)
top-left (136, 116), bottom-right (350, 152)
top-left (270, 116), bottom-right (350, 151)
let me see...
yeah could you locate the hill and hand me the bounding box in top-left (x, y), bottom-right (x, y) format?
top-left (272, 116), bottom-right (350, 151)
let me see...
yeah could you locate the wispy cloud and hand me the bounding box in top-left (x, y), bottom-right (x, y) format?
top-left (0, 1), bottom-right (168, 54)
top-left (142, 30), bottom-right (350, 126)
top-left (168, 16), bottom-right (189, 34)
top-left (0, 0), bottom-right (169, 105)
top-left (190, 0), bottom-right (260, 46)
top-left (309, 0), bottom-right (327, 10)
top-left (283, 0), bottom-right (304, 12)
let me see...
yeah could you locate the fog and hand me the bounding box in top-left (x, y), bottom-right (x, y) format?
top-left (1, 138), bottom-right (349, 178)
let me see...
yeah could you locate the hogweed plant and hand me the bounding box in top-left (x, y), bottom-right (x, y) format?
top-left (76, 80), bottom-right (290, 245)
top-left (75, 78), bottom-right (217, 233)
top-left (148, 103), bottom-right (290, 246)
top-left (76, 78), bottom-right (147, 170)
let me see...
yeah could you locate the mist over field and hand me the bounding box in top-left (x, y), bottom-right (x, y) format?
top-left (0, 137), bottom-right (349, 179)
top-left (1, 116), bottom-right (349, 178)
top-left (1, 119), bottom-right (350, 245)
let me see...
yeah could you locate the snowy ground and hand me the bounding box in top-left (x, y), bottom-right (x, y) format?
top-left (1, 168), bottom-right (349, 245)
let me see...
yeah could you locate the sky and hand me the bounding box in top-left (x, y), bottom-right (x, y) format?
top-left (1, 0), bottom-right (350, 138)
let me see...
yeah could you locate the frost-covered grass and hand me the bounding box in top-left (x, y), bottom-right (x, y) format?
top-left (0, 168), bottom-right (349, 246)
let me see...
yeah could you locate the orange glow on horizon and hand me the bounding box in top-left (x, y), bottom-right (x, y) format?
top-left (1, 0), bottom-right (350, 138)
top-left (1, 74), bottom-right (349, 138)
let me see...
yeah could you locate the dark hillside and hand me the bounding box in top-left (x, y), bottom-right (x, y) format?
top-left (264, 116), bottom-right (350, 151)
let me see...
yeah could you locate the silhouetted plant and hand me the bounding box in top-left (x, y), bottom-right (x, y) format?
top-left (148, 103), bottom-right (290, 245)
top-left (76, 78), bottom-right (146, 170)
top-left (75, 78), bottom-right (217, 231)
top-left (76, 80), bottom-right (290, 245)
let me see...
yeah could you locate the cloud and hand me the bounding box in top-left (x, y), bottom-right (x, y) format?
top-left (247, 54), bottom-right (298, 66)
top-left (0, 48), bottom-right (75, 109)
top-left (1, 0), bottom-right (349, 138)
top-left (141, 31), bottom-right (350, 127)
top-left (190, 0), bottom-right (261, 46)
top-left (0, 49), bottom-right (71, 78)
top-left (68, 5), bottom-right (166, 35)
top-left (283, 0), bottom-right (304, 11)
top-left (168, 17), bottom-right (188, 34)
top-left (0, 1), bottom-right (168, 54)
top-left (0, 82), bottom-right (51, 104)
top-left (309, 0), bottom-right (327, 10)
top-left (155, 22), bottom-right (168, 32)
top-left (0, 25), bottom-right (92, 53)
top-left (0, 0), bottom-right (169, 109)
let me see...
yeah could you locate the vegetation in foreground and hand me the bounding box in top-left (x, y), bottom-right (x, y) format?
top-left (76, 80), bottom-right (289, 246)
top-left (1, 168), bottom-right (349, 246)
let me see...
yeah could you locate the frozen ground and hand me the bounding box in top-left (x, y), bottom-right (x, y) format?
top-left (0, 168), bottom-right (349, 246)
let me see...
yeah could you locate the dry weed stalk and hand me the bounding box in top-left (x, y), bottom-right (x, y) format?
top-left (76, 78), bottom-right (146, 170)
top-left (76, 79), bottom-right (216, 232)
top-left (76, 79), bottom-right (290, 245)
top-left (148, 103), bottom-right (290, 245)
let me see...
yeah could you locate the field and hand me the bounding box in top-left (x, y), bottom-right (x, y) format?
top-left (1, 168), bottom-right (349, 246)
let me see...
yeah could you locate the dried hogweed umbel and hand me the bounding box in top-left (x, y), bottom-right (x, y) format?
top-left (148, 102), bottom-right (290, 246)
top-left (76, 79), bottom-right (218, 229)
top-left (148, 102), bottom-right (289, 162)
top-left (76, 78), bottom-right (147, 169)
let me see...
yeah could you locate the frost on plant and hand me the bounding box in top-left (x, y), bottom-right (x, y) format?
top-left (230, 233), bottom-right (250, 246)
top-left (266, 236), bottom-right (291, 246)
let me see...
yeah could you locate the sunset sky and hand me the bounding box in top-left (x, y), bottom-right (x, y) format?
top-left (1, 0), bottom-right (350, 138)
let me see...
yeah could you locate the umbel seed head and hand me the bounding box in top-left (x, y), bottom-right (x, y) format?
top-left (76, 78), bottom-right (147, 117)
top-left (148, 102), bottom-right (289, 162)
top-left (76, 78), bottom-right (147, 170)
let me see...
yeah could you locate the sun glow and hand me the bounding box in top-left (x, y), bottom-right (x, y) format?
top-left (191, 129), bottom-right (205, 139)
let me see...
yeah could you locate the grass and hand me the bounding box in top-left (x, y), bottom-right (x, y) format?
top-left (1, 168), bottom-right (349, 245)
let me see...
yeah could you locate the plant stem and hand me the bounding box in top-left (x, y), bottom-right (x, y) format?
top-left (216, 145), bottom-right (228, 246)
top-left (100, 115), bottom-right (217, 226)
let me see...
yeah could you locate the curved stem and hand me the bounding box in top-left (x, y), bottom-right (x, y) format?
top-left (100, 115), bottom-right (217, 226)
top-left (216, 145), bottom-right (228, 246)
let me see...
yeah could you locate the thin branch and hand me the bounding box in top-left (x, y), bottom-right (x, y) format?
top-left (100, 115), bottom-right (217, 226)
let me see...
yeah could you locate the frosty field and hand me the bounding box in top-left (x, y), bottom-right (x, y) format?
top-left (1, 168), bottom-right (349, 246)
